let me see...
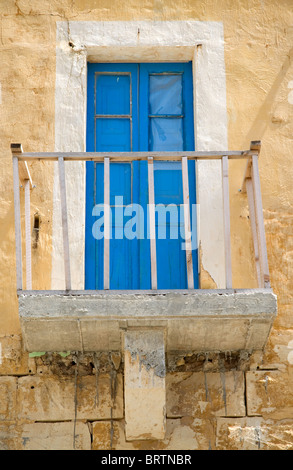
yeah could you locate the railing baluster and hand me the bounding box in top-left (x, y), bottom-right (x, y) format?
top-left (182, 156), bottom-right (194, 289)
top-left (24, 179), bottom-right (32, 290)
top-left (222, 155), bottom-right (232, 289)
top-left (58, 156), bottom-right (71, 291)
top-left (12, 155), bottom-right (23, 291)
top-left (195, 159), bottom-right (201, 282)
top-left (148, 157), bottom-right (157, 290)
top-left (251, 154), bottom-right (270, 288)
top-left (104, 157), bottom-right (110, 290)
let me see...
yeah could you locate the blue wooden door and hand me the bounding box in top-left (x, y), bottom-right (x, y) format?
top-left (86, 62), bottom-right (198, 289)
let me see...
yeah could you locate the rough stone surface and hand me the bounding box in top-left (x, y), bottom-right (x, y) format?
top-left (167, 350), bottom-right (253, 372)
top-left (166, 371), bottom-right (246, 418)
top-left (0, 335), bottom-right (35, 375)
top-left (92, 418), bottom-right (213, 450)
top-left (0, 423), bottom-right (21, 450)
top-left (0, 377), bottom-right (17, 421)
top-left (21, 422), bottom-right (91, 450)
top-left (124, 329), bottom-right (166, 378)
top-left (33, 351), bottom-right (123, 376)
top-left (216, 418), bottom-right (293, 450)
top-left (246, 370), bottom-right (293, 419)
top-left (124, 330), bottom-right (166, 440)
top-left (17, 374), bottom-right (123, 421)
top-left (18, 290), bottom-right (277, 318)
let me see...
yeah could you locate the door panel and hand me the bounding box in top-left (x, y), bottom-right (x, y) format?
top-left (139, 63), bottom-right (198, 289)
top-left (95, 74), bottom-right (131, 115)
top-left (154, 162), bottom-right (185, 289)
top-left (86, 64), bottom-right (138, 290)
top-left (96, 119), bottom-right (131, 152)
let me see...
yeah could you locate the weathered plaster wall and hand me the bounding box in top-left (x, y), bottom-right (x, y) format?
top-left (0, 0), bottom-right (293, 450)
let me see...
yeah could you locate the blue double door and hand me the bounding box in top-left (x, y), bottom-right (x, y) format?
top-left (86, 62), bottom-right (198, 290)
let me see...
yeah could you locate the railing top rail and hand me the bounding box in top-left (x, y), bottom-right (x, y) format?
top-left (11, 142), bottom-right (261, 162)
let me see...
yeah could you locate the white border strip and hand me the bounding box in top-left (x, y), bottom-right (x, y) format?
top-left (52, 21), bottom-right (227, 290)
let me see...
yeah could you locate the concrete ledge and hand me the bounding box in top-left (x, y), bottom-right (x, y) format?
top-left (17, 289), bottom-right (277, 353)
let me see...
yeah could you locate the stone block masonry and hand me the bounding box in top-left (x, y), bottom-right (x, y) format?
top-left (0, 345), bottom-right (292, 450)
top-left (17, 374), bottom-right (123, 421)
top-left (166, 371), bottom-right (246, 418)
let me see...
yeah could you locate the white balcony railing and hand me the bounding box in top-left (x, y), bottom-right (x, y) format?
top-left (11, 141), bottom-right (270, 294)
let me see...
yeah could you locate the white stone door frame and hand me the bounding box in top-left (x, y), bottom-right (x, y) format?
top-left (52, 20), bottom-right (228, 290)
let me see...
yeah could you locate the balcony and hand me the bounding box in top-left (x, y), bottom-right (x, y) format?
top-left (11, 142), bottom-right (277, 355)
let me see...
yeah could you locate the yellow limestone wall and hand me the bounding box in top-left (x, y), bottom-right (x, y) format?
top-left (0, 0), bottom-right (293, 450)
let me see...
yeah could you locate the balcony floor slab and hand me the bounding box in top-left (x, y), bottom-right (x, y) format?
top-left (17, 289), bottom-right (277, 354)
